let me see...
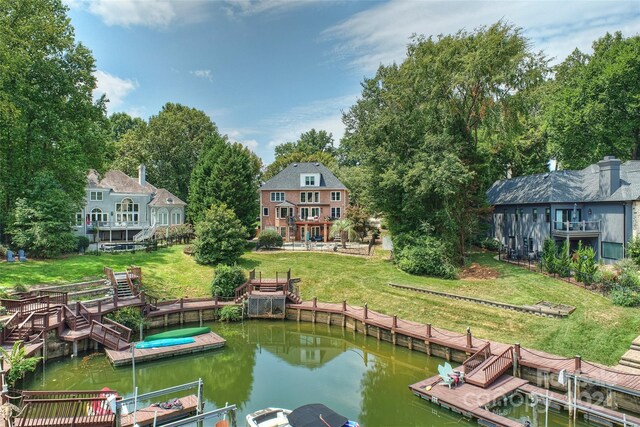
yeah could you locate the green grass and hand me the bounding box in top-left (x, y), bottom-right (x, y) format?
top-left (1, 246), bottom-right (638, 365)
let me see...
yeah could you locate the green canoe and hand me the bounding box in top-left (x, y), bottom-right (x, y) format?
top-left (144, 326), bottom-right (211, 342)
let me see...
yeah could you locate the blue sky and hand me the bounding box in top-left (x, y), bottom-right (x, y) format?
top-left (65, 0), bottom-right (640, 163)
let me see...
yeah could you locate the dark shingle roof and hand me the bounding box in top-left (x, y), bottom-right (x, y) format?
top-left (87, 169), bottom-right (184, 207)
top-left (486, 160), bottom-right (640, 205)
top-left (148, 188), bottom-right (186, 207)
top-left (260, 162), bottom-right (346, 191)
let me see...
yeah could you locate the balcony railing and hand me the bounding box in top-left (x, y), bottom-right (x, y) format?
top-left (552, 220), bottom-right (601, 233)
top-left (74, 221), bottom-right (152, 230)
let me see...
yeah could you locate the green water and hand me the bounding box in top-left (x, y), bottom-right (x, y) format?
top-left (23, 321), bottom-right (591, 426)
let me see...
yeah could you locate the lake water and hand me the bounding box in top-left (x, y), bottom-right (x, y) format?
top-left (23, 320), bottom-right (592, 426)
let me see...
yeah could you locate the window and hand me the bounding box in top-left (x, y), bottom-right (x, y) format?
top-left (90, 191), bottom-right (103, 201)
top-left (171, 210), bottom-right (181, 225)
top-left (115, 198), bottom-right (139, 224)
top-left (533, 208), bottom-right (538, 222)
top-left (300, 192), bottom-right (306, 203)
top-left (270, 192), bottom-right (285, 202)
top-left (305, 175), bottom-right (315, 186)
top-left (529, 239), bottom-right (534, 252)
top-left (331, 191), bottom-right (341, 202)
top-left (523, 237), bottom-right (528, 252)
top-left (602, 242), bottom-right (624, 260)
top-left (263, 207), bottom-right (269, 216)
top-left (280, 227), bottom-right (287, 237)
top-left (300, 207), bottom-right (309, 219)
top-left (280, 207), bottom-right (288, 218)
top-left (314, 192), bottom-right (319, 203)
top-left (307, 192), bottom-right (313, 203)
top-left (90, 208), bottom-right (108, 224)
top-left (331, 207), bottom-right (341, 218)
top-left (545, 208), bottom-right (551, 223)
top-left (311, 207), bottom-right (320, 218)
top-left (75, 213), bottom-right (83, 226)
top-left (158, 209), bottom-right (169, 225)
top-left (515, 209), bottom-right (518, 222)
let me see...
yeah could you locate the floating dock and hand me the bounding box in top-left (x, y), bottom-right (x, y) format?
top-left (105, 331), bottom-right (225, 366)
top-left (120, 394), bottom-right (198, 427)
top-left (409, 373), bottom-right (527, 426)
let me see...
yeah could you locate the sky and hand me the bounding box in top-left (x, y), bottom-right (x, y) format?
top-left (65, 0), bottom-right (640, 163)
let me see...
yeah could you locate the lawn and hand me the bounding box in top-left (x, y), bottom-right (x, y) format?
top-left (1, 246), bottom-right (638, 365)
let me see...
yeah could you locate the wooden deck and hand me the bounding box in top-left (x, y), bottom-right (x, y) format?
top-left (518, 383), bottom-right (640, 426)
top-left (105, 331), bottom-right (225, 366)
top-left (288, 301), bottom-right (640, 393)
top-left (409, 373), bottom-right (527, 426)
top-left (120, 394), bottom-right (198, 427)
top-left (146, 298), bottom-right (235, 317)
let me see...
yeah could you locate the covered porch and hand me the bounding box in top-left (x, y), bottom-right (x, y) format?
top-left (295, 220), bottom-right (333, 242)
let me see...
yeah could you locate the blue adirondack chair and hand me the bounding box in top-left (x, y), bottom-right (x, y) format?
top-left (6, 250), bottom-right (15, 262)
top-left (18, 249), bottom-right (27, 262)
top-left (437, 362), bottom-right (464, 388)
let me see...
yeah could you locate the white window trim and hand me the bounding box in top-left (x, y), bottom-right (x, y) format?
top-left (263, 207), bottom-right (269, 216)
top-left (90, 191), bottom-right (103, 201)
top-left (331, 191), bottom-right (341, 202)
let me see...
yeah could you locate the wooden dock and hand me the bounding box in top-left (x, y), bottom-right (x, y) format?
top-left (105, 331), bottom-right (225, 367)
top-left (120, 394), bottom-right (198, 427)
top-left (409, 373), bottom-right (527, 426)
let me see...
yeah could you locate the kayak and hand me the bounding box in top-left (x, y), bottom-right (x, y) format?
top-left (144, 326), bottom-right (211, 342)
top-left (135, 337), bottom-right (195, 349)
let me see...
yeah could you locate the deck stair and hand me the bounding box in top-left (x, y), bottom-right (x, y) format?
top-left (618, 335), bottom-right (640, 371)
top-left (463, 343), bottom-right (513, 388)
top-left (234, 269), bottom-right (301, 304)
top-left (89, 319), bottom-right (132, 351)
top-left (105, 266), bottom-right (142, 299)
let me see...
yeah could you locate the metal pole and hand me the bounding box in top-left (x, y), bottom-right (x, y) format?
top-left (197, 378), bottom-right (203, 414)
top-left (545, 390), bottom-right (549, 427)
top-left (133, 386), bottom-right (138, 427)
top-left (153, 410), bottom-right (158, 427)
top-left (132, 346), bottom-right (136, 398)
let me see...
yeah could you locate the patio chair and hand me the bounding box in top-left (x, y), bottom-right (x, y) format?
top-left (18, 249), bottom-right (27, 262)
top-left (6, 250), bottom-right (15, 262)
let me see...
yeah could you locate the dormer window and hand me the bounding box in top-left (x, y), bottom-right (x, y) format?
top-left (166, 198), bottom-right (174, 204)
top-left (300, 173), bottom-right (320, 187)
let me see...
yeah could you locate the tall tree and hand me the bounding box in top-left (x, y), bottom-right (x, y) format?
top-left (341, 22), bottom-right (548, 262)
top-left (110, 103), bottom-right (221, 202)
top-left (265, 129), bottom-right (337, 180)
top-left (544, 32), bottom-right (640, 168)
top-left (0, 0), bottom-right (109, 243)
top-left (189, 140), bottom-right (261, 233)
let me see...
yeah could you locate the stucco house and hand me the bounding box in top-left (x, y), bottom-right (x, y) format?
top-left (74, 165), bottom-right (186, 242)
top-left (259, 162), bottom-right (349, 242)
top-left (486, 156), bottom-right (640, 263)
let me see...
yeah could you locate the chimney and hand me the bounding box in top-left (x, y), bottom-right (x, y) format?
top-left (138, 165), bottom-right (146, 187)
top-left (598, 156), bottom-right (621, 196)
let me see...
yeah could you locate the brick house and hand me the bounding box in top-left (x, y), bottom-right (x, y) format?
top-left (259, 162), bottom-right (349, 242)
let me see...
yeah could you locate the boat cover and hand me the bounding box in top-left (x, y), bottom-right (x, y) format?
top-left (288, 404), bottom-right (348, 427)
top-left (144, 326), bottom-right (211, 341)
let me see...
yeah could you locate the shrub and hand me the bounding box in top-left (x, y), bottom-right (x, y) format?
top-left (257, 230), bottom-right (283, 249)
top-left (76, 236), bottom-right (91, 253)
top-left (0, 341), bottom-right (41, 387)
top-left (572, 242), bottom-right (598, 285)
top-left (106, 307), bottom-right (144, 330)
top-left (13, 284), bottom-right (27, 293)
top-left (611, 288), bottom-right (640, 307)
top-left (0, 244), bottom-right (7, 258)
top-left (395, 235), bottom-right (457, 279)
top-left (211, 265), bottom-right (246, 298)
top-left (218, 305), bottom-right (243, 322)
top-left (597, 270), bottom-right (617, 294)
top-left (627, 237), bottom-right (640, 266)
top-left (193, 203), bottom-right (247, 265)
top-left (541, 238), bottom-right (557, 274)
top-left (479, 237), bottom-right (500, 252)
top-left (556, 241), bottom-right (571, 277)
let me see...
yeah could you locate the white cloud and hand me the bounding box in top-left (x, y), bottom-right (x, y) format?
top-left (190, 69), bottom-right (213, 82)
top-left (223, 0), bottom-right (318, 17)
top-left (93, 70), bottom-right (138, 111)
top-left (224, 128), bottom-right (260, 152)
top-left (264, 94), bottom-right (359, 150)
top-left (324, 1), bottom-right (640, 71)
top-left (69, 0), bottom-right (209, 29)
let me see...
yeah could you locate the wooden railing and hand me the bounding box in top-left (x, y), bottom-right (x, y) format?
top-left (1, 312), bottom-right (20, 343)
top-left (462, 342), bottom-right (491, 374)
top-left (34, 290), bottom-right (68, 305)
top-left (102, 317), bottom-right (132, 342)
top-left (16, 390), bottom-right (115, 427)
top-left (483, 346), bottom-right (513, 386)
top-left (1, 295), bottom-right (50, 315)
top-left (89, 320), bottom-right (128, 350)
top-left (78, 302), bottom-right (96, 324)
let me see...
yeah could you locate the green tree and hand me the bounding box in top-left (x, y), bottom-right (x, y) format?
top-left (345, 205), bottom-right (371, 242)
top-left (110, 103), bottom-right (222, 202)
top-left (541, 238), bottom-right (557, 274)
top-left (188, 140), bottom-right (261, 232)
top-left (556, 241), bottom-right (572, 278)
top-left (257, 230), bottom-right (283, 249)
top-left (544, 32), bottom-right (640, 167)
top-left (0, 0), bottom-right (110, 241)
top-left (340, 22), bottom-right (548, 263)
top-left (193, 203), bottom-right (247, 265)
top-left (265, 129), bottom-right (338, 180)
top-left (8, 172), bottom-right (78, 257)
top-left (330, 219), bottom-right (356, 249)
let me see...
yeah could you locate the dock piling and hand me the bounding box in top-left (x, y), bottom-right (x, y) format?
top-left (466, 327), bottom-right (472, 348)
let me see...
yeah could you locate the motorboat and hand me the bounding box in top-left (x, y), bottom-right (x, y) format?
top-left (246, 403), bottom-right (359, 427)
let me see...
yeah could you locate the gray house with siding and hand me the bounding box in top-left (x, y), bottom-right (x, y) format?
top-left (486, 156), bottom-right (640, 263)
top-left (74, 165), bottom-right (186, 242)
